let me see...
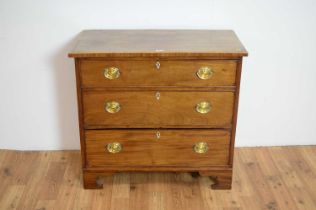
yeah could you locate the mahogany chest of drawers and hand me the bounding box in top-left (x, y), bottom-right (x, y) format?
top-left (69, 30), bottom-right (247, 189)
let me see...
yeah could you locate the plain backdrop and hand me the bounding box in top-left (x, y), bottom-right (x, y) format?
top-left (0, 0), bottom-right (316, 150)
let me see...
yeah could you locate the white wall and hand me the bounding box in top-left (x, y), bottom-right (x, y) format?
top-left (0, 0), bottom-right (315, 150)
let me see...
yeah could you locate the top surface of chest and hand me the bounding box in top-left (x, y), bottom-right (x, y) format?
top-left (68, 30), bottom-right (247, 58)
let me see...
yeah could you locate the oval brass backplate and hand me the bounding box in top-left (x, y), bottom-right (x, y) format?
top-left (104, 67), bottom-right (120, 79)
top-left (106, 142), bottom-right (122, 153)
top-left (196, 67), bottom-right (213, 80)
top-left (196, 101), bottom-right (211, 114)
top-left (105, 101), bottom-right (121, 113)
top-left (193, 142), bottom-right (209, 154)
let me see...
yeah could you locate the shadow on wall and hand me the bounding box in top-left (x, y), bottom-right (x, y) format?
top-left (52, 33), bottom-right (81, 150)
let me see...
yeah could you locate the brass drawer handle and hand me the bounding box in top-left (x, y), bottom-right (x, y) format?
top-left (196, 67), bottom-right (213, 80)
top-left (193, 142), bottom-right (209, 154)
top-left (104, 67), bottom-right (120, 79)
top-left (106, 142), bottom-right (122, 153)
top-left (105, 101), bottom-right (121, 113)
top-left (196, 101), bottom-right (211, 114)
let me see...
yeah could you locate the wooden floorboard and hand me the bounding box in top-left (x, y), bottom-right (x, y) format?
top-left (0, 146), bottom-right (315, 210)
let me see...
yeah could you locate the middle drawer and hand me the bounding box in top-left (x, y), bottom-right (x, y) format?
top-left (82, 91), bottom-right (234, 128)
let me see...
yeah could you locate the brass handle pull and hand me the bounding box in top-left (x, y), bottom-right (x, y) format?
top-left (196, 67), bottom-right (213, 80)
top-left (193, 142), bottom-right (209, 154)
top-left (105, 101), bottom-right (121, 113)
top-left (104, 67), bottom-right (120, 79)
top-left (196, 101), bottom-right (211, 114)
top-left (107, 142), bottom-right (122, 153)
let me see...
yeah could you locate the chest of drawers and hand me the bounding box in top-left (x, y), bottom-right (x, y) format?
top-left (69, 30), bottom-right (247, 189)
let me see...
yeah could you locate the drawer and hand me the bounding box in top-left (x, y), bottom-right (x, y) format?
top-left (85, 129), bottom-right (230, 167)
top-left (80, 60), bottom-right (237, 87)
top-left (82, 91), bottom-right (234, 128)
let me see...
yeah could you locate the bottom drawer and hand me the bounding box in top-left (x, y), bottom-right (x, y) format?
top-left (85, 129), bottom-right (231, 167)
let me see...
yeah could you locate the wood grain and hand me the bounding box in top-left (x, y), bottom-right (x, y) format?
top-left (1, 146), bottom-right (316, 209)
top-left (85, 129), bottom-right (230, 167)
top-left (80, 60), bottom-right (237, 87)
top-left (199, 168), bottom-right (233, 189)
top-left (82, 91), bottom-right (234, 128)
top-left (229, 58), bottom-right (243, 165)
top-left (74, 59), bottom-right (87, 168)
top-left (69, 30), bottom-right (247, 191)
top-left (68, 30), bottom-right (248, 58)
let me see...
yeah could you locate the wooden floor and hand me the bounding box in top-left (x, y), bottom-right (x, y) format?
top-left (0, 146), bottom-right (315, 210)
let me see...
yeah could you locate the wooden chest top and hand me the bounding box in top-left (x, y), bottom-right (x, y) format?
top-left (68, 30), bottom-right (248, 58)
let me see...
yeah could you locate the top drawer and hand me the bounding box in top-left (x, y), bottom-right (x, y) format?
top-left (80, 60), bottom-right (237, 88)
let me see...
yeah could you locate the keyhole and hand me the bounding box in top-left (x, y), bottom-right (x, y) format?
top-left (156, 61), bottom-right (160, 70)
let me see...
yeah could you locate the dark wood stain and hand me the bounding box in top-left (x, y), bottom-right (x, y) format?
top-left (69, 30), bottom-right (247, 189)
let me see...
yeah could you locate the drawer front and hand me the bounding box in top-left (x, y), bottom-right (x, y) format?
top-left (82, 91), bottom-right (234, 128)
top-left (80, 60), bottom-right (237, 87)
top-left (85, 129), bottom-right (230, 167)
